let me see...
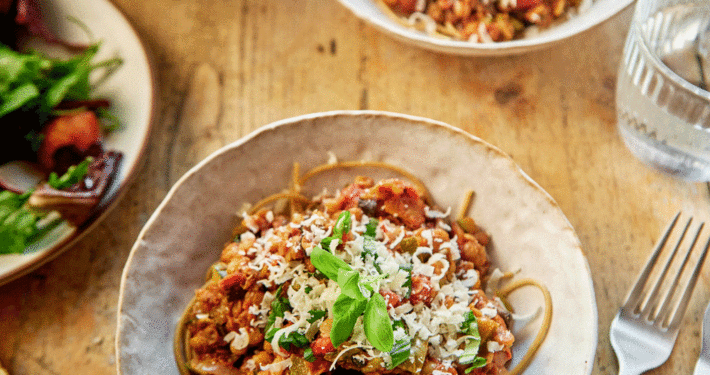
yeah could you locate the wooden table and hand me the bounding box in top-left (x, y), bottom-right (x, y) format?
top-left (2, 1), bottom-right (710, 374)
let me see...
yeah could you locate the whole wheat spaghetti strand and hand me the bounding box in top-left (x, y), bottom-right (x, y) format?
top-left (299, 160), bottom-right (431, 202)
top-left (248, 192), bottom-right (311, 215)
top-left (497, 278), bottom-right (553, 375)
top-left (458, 190), bottom-right (475, 221)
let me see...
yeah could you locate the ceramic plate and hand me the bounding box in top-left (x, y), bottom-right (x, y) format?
top-left (335, 0), bottom-right (632, 56)
top-left (0, 0), bottom-right (156, 284)
top-left (116, 111), bottom-right (597, 374)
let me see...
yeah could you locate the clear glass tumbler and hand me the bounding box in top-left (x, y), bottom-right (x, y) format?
top-left (616, 0), bottom-right (710, 180)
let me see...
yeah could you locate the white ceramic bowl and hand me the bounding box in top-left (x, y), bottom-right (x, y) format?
top-left (335, 0), bottom-right (633, 55)
top-left (117, 111), bottom-right (597, 374)
top-left (0, 0), bottom-right (156, 284)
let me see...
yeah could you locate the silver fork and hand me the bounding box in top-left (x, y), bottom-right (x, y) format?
top-left (610, 212), bottom-right (710, 375)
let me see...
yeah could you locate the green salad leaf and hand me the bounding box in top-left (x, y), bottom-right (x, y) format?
top-left (48, 157), bottom-right (93, 190)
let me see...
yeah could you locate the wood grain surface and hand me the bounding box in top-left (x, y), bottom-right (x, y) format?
top-left (2, 1), bottom-right (710, 374)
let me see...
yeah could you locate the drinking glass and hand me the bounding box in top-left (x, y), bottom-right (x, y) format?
top-left (616, 0), bottom-right (710, 180)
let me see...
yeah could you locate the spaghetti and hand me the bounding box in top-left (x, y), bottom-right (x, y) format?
top-left (175, 161), bottom-right (551, 375)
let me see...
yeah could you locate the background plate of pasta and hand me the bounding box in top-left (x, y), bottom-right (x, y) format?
top-left (335, 0), bottom-right (632, 55)
top-left (116, 111), bottom-right (597, 374)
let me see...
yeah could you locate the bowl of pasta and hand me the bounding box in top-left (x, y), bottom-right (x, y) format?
top-left (116, 111), bottom-right (597, 374)
top-left (335, 0), bottom-right (633, 55)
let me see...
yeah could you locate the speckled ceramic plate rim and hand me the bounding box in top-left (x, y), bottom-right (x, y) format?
top-left (335, 0), bottom-right (633, 56)
top-left (0, 0), bottom-right (158, 285)
top-left (116, 110), bottom-right (597, 374)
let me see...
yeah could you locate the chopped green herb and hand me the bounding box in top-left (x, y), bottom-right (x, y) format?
top-left (333, 211), bottom-right (352, 238)
top-left (320, 211), bottom-right (352, 251)
top-left (388, 320), bottom-right (411, 369)
top-left (278, 331), bottom-right (309, 350)
top-left (303, 347), bottom-right (316, 362)
top-left (399, 263), bottom-right (413, 298)
top-left (307, 309), bottom-right (327, 324)
top-left (459, 311), bottom-right (486, 369)
top-left (264, 286), bottom-right (290, 341)
top-left (304, 286), bottom-right (313, 294)
top-left (48, 157), bottom-right (93, 190)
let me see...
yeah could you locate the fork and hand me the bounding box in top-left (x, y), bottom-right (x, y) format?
top-left (610, 212), bottom-right (710, 375)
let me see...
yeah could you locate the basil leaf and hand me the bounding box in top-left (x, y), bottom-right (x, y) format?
top-left (333, 211), bottom-right (352, 238)
top-left (460, 311), bottom-right (480, 336)
top-left (464, 357), bottom-right (487, 372)
top-left (458, 312), bottom-right (486, 368)
top-left (278, 331), bottom-right (310, 349)
top-left (303, 347), bottom-right (316, 362)
top-left (307, 309), bottom-right (327, 324)
top-left (363, 293), bottom-right (393, 352)
top-left (337, 269), bottom-right (366, 300)
top-left (320, 236), bottom-right (339, 252)
top-left (361, 218), bottom-right (382, 273)
top-left (387, 320), bottom-right (411, 369)
top-left (330, 294), bottom-right (367, 348)
top-left (264, 286), bottom-right (290, 341)
top-left (388, 337), bottom-right (411, 369)
top-left (310, 246), bottom-right (352, 281)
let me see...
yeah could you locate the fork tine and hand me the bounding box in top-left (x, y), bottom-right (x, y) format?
top-left (639, 216), bottom-right (692, 319)
top-left (654, 222), bottom-right (705, 326)
top-left (623, 211), bottom-right (681, 312)
top-left (665, 229), bottom-right (710, 330)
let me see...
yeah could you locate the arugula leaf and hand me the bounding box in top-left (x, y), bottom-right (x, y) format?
top-left (48, 157), bottom-right (93, 190)
top-left (310, 246), bottom-right (352, 281)
top-left (330, 293), bottom-right (368, 348)
top-left (363, 293), bottom-right (393, 352)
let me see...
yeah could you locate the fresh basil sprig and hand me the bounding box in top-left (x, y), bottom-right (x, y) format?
top-left (459, 311), bottom-right (487, 371)
top-left (309, 215), bottom-right (394, 352)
